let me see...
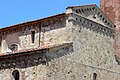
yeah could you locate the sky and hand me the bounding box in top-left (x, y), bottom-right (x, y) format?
top-left (0, 0), bottom-right (100, 28)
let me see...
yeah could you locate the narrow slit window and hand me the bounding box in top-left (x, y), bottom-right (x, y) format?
top-left (31, 31), bottom-right (35, 43)
top-left (93, 73), bottom-right (97, 80)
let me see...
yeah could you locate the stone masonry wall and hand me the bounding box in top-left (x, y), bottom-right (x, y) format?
top-left (1, 23), bottom-right (40, 53)
top-left (0, 43), bottom-right (72, 80)
top-left (1, 4), bottom-right (120, 80)
top-left (45, 13), bottom-right (120, 80)
top-left (72, 14), bottom-right (116, 69)
top-left (41, 16), bottom-right (72, 47)
top-left (0, 50), bottom-right (47, 80)
top-left (0, 14), bottom-right (70, 54)
top-left (0, 65), bottom-right (46, 80)
top-left (47, 58), bottom-right (120, 80)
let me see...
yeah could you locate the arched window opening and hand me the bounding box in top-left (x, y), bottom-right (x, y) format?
top-left (12, 70), bottom-right (20, 80)
top-left (9, 44), bottom-right (18, 52)
top-left (93, 73), bottom-right (97, 80)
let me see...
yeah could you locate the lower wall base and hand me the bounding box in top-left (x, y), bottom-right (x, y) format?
top-left (46, 58), bottom-right (120, 80)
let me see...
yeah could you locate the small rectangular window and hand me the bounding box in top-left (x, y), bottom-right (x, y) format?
top-left (31, 31), bottom-right (35, 43)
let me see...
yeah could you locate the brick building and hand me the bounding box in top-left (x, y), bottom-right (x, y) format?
top-left (0, 1), bottom-right (120, 80)
top-left (100, 0), bottom-right (120, 61)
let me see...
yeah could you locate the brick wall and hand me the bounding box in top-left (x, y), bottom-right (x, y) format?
top-left (100, 0), bottom-right (120, 59)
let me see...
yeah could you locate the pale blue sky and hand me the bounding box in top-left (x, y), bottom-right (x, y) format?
top-left (0, 0), bottom-right (100, 28)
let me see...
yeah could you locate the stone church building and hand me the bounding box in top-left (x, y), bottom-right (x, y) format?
top-left (0, 0), bottom-right (120, 80)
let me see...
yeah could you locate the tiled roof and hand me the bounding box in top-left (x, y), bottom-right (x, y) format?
top-left (0, 13), bottom-right (65, 33)
top-left (0, 42), bottom-right (72, 57)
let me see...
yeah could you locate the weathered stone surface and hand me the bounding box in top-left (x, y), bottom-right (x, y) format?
top-left (0, 15), bottom-right (69, 54)
top-left (0, 4), bottom-right (120, 80)
top-left (46, 11), bottom-right (120, 80)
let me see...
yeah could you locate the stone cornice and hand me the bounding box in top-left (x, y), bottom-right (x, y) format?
top-left (0, 13), bottom-right (65, 35)
top-left (68, 13), bottom-right (115, 38)
top-left (69, 4), bottom-right (115, 29)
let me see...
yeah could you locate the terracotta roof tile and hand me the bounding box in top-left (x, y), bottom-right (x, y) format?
top-left (0, 42), bottom-right (72, 57)
top-left (0, 13), bottom-right (65, 32)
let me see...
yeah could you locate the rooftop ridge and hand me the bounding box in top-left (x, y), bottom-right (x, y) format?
top-left (0, 13), bottom-right (65, 32)
top-left (66, 4), bottom-right (96, 9)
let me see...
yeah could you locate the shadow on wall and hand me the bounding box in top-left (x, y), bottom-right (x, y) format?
top-left (5, 33), bottom-right (20, 46)
top-left (0, 43), bottom-right (73, 70)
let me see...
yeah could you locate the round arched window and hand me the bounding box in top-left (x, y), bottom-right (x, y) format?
top-left (9, 44), bottom-right (18, 52)
top-left (12, 70), bottom-right (20, 80)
